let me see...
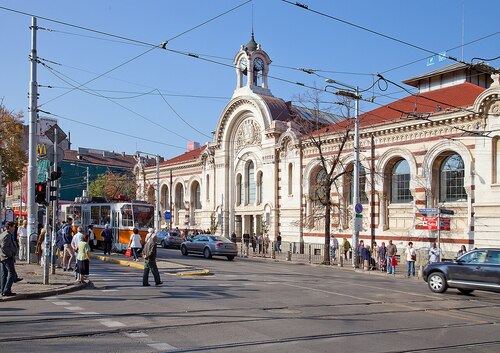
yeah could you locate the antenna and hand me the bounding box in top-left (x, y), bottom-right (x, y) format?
top-left (461, 0), bottom-right (465, 61)
top-left (251, 1), bottom-right (254, 36)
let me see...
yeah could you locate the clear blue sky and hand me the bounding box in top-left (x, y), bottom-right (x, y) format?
top-left (1, 0), bottom-right (498, 159)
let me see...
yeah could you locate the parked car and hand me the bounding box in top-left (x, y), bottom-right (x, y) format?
top-left (423, 248), bottom-right (500, 294)
top-left (156, 230), bottom-right (183, 248)
top-left (180, 234), bottom-right (238, 261)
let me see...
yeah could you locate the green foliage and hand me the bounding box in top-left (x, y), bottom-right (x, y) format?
top-left (0, 105), bottom-right (27, 185)
top-left (88, 171), bottom-right (137, 200)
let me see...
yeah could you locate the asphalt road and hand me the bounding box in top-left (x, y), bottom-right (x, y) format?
top-left (0, 248), bottom-right (499, 353)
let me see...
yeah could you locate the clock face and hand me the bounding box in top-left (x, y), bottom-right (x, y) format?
top-left (239, 57), bottom-right (248, 73)
top-left (253, 57), bottom-right (264, 71)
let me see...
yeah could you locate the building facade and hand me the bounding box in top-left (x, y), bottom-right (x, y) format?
top-left (137, 37), bottom-right (500, 256)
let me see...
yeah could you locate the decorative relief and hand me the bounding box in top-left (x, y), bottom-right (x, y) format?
top-left (236, 119), bottom-right (261, 150)
top-left (490, 101), bottom-right (500, 116)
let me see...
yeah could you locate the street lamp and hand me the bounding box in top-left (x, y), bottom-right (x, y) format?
top-left (325, 79), bottom-right (361, 268)
top-left (70, 163), bottom-right (89, 196)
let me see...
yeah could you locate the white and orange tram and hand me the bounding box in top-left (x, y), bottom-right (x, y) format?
top-left (61, 199), bottom-right (155, 252)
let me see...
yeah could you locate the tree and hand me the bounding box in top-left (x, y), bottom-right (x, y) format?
top-left (0, 105), bottom-right (27, 198)
top-left (292, 91), bottom-right (353, 264)
top-left (88, 171), bottom-right (137, 200)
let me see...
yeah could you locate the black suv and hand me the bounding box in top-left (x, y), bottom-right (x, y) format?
top-left (423, 248), bottom-right (500, 294)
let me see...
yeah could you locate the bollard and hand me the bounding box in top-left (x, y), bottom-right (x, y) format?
top-left (287, 250), bottom-right (292, 261)
top-left (363, 259), bottom-right (369, 271)
top-left (271, 247), bottom-right (276, 260)
top-left (418, 265), bottom-right (424, 278)
top-left (338, 256), bottom-right (344, 267)
top-left (308, 244), bottom-right (312, 264)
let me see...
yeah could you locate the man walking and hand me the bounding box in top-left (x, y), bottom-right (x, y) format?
top-left (61, 218), bottom-right (75, 272)
top-left (1, 222), bottom-right (19, 296)
top-left (428, 242), bottom-right (440, 264)
top-left (142, 233), bottom-right (162, 287)
top-left (101, 224), bottom-right (113, 255)
top-left (386, 240), bottom-right (398, 274)
top-left (17, 220), bottom-right (28, 261)
top-left (275, 232), bottom-right (282, 253)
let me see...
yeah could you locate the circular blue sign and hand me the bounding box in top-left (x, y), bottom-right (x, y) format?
top-left (355, 203), bottom-right (363, 214)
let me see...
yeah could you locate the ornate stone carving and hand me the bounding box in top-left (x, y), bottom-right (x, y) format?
top-left (490, 100), bottom-right (500, 116)
top-left (236, 119), bottom-right (261, 150)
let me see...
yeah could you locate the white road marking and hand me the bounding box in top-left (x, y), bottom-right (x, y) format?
top-left (52, 301), bottom-right (71, 306)
top-left (78, 312), bottom-right (100, 315)
top-left (124, 332), bottom-right (149, 338)
top-left (65, 306), bottom-right (84, 311)
top-left (147, 343), bottom-right (177, 351)
top-left (101, 289), bottom-right (119, 292)
top-left (95, 319), bottom-right (126, 328)
top-left (281, 282), bottom-right (379, 303)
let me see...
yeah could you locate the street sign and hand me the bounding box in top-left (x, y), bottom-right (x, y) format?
top-left (46, 146), bottom-right (65, 165)
top-left (419, 208), bottom-right (438, 214)
top-left (440, 208), bottom-right (455, 215)
top-left (354, 203), bottom-right (363, 214)
top-left (354, 216), bottom-right (363, 232)
top-left (164, 211), bottom-right (171, 221)
top-left (44, 124), bottom-right (67, 144)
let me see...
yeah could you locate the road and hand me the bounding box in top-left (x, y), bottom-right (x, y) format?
top-left (0, 248), bottom-right (499, 353)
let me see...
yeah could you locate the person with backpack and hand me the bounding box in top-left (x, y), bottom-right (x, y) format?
top-left (101, 224), bottom-right (113, 255)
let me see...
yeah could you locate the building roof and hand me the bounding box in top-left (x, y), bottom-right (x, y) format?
top-left (63, 149), bottom-right (136, 169)
top-left (160, 146), bottom-right (206, 167)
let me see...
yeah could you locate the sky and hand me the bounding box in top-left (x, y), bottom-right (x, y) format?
top-left (1, 0), bottom-right (498, 160)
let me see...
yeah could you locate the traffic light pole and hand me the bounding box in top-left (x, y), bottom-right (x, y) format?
top-left (43, 172), bottom-right (50, 284)
top-left (50, 127), bottom-right (59, 275)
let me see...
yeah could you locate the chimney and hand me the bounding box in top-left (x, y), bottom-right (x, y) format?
top-left (187, 141), bottom-right (200, 151)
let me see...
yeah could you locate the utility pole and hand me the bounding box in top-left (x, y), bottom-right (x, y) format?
top-left (86, 166), bottom-right (89, 195)
top-left (50, 127), bottom-right (59, 275)
top-left (155, 154), bottom-right (160, 231)
top-left (27, 17), bottom-right (39, 264)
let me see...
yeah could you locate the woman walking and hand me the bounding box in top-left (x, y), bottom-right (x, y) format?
top-left (378, 242), bottom-right (387, 272)
top-left (128, 228), bottom-right (143, 262)
top-left (76, 233), bottom-right (91, 283)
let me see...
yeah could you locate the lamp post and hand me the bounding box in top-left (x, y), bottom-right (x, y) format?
top-left (325, 79), bottom-right (361, 268)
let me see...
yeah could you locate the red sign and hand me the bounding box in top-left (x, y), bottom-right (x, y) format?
top-left (421, 216), bottom-right (451, 231)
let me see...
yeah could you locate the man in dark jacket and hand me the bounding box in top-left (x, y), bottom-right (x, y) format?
top-left (142, 233), bottom-right (162, 287)
top-left (101, 224), bottom-right (113, 255)
top-left (0, 222), bottom-right (19, 296)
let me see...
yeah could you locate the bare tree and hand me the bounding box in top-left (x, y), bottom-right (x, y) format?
top-left (292, 91), bottom-right (353, 264)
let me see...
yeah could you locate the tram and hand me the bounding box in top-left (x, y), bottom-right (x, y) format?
top-left (60, 198), bottom-right (155, 252)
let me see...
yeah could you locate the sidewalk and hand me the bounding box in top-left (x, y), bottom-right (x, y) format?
top-left (0, 262), bottom-right (89, 302)
top-left (90, 253), bottom-right (211, 276)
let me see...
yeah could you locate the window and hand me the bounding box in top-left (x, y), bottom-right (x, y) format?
top-left (236, 174), bottom-right (242, 206)
top-left (121, 205), bottom-right (133, 227)
top-left (91, 206), bottom-right (100, 225)
top-left (459, 250), bottom-right (486, 264)
top-left (440, 154), bottom-right (467, 202)
top-left (347, 164), bottom-right (368, 204)
top-left (206, 175), bottom-right (210, 201)
top-left (101, 206), bottom-right (111, 225)
top-left (175, 184), bottom-right (184, 208)
top-left (247, 161), bottom-right (255, 204)
top-left (494, 137), bottom-right (500, 183)
top-left (192, 182), bottom-right (201, 209)
top-left (133, 205), bottom-right (154, 228)
top-left (257, 171), bottom-right (263, 204)
top-left (391, 160), bottom-right (413, 203)
top-left (288, 163), bottom-right (293, 195)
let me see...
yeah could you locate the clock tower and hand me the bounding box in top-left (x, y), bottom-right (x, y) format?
top-left (233, 33), bottom-right (272, 97)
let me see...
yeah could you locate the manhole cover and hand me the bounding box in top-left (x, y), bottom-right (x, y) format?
top-left (266, 308), bottom-right (301, 314)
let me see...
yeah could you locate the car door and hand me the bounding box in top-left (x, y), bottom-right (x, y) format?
top-left (482, 250), bottom-right (500, 290)
top-left (190, 235), bottom-right (206, 253)
top-left (447, 250), bottom-right (488, 285)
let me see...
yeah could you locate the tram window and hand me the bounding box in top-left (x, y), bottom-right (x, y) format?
top-left (121, 205), bottom-right (133, 227)
top-left (133, 205), bottom-right (154, 228)
top-left (72, 206), bottom-right (82, 224)
top-left (101, 206), bottom-right (111, 225)
top-left (91, 206), bottom-right (100, 225)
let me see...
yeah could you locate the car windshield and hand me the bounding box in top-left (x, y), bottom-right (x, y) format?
top-left (459, 250), bottom-right (487, 264)
top-left (209, 236), bottom-right (231, 243)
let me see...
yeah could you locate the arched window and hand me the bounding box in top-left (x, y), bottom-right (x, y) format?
top-left (346, 164), bottom-right (368, 204)
top-left (206, 175), bottom-right (210, 201)
top-left (247, 161), bottom-right (255, 204)
top-left (391, 160), bottom-right (413, 203)
top-left (236, 173), bottom-right (242, 206)
top-left (440, 154), bottom-right (467, 202)
top-left (175, 183), bottom-right (184, 209)
top-left (494, 137), bottom-right (500, 184)
top-left (192, 181), bottom-right (201, 209)
top-left (257, 171), bottom-right (263, 204)
top-left (288, 163), bottom-right (293, 195)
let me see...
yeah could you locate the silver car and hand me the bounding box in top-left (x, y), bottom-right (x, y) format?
top-left (156, 230), bottom-right (183, 248)
top-left (180, 234), bottom-right (237, 261)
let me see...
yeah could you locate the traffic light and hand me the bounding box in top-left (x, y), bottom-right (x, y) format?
top-left (49, 166), bottom-right (62, 181)
top-left (35, 182), bottom-right (47, 204)
top-left (49, 185), bottom-right (58, 201)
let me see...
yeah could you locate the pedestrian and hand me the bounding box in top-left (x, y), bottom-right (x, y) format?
top-left (145, 227), bottom-right (155, 243)
top-left (251, 234), bottom-right (257, 254)
top-left (405, 242), bottom-right (416, 277)
top-left (76, 232), bottom-right (90, 284)
top-left (330, 235), bottom-right (338, 261)
top-left (230, 232), bottom-right (237, 243)
top-left (378, 242), bottom-right (387, 272)
top-left (101, 224), bottom-right (114, 255)
top-left (17, 220), bottom-right (28, 261)
top-left (357, 240), bottom-right (365, 266)
top-left (386, 239), bottom-right (398, 274)
top-left (0, 222), bottom-right (19, 297)
top-left (275, 232), bottom-right (282, 253)
top-left (61, 218), bottom-right (75, 271)
top-left (142, 233), bottom-right (162, 287)
top-left (361, 245), bottom-right (371, 269)
top-left (257, 234), bottom-right (263, 255)
top-left (457, 245), bottom-right (467, 257)
top-left (128, 228), bottom-right (142, 261)
top-left (341, 238), bottom-right (351, 260)
top-left (428, 242), bottom-right (440, 264)
top-left (35, 225), bottom-right (46, 267)
top-left (371, 242), bottom-right (379, 270)
top-left (88, 225), bottom-right (95, 252)
top-left (264, 233), bottom-right (270, 255)
top-left (71, 226), bottom-right (84, 274)
top-left (243, 232), bottom-right (250, 255)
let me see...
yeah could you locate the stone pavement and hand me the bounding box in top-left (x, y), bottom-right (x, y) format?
top-left (0, 262), bottom-right (89, 302)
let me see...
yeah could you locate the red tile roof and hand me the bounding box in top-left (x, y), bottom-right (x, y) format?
top-left (160, 146), bottom-right (206, 166)
top-left (63, 150), bottom-right (136, 168)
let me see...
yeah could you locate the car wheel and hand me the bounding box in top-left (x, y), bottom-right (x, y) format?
top-left (203, 247), bottom-right (212, 259)
top-left (227, 255), bottom-right (235, 261)
top-left (161, 240), bottom-right (167, 249)
top-left (428, 272), bottom-right (448, 293)
top-left (458, 288), bottom-right (474, 295)
top-left (181, 245), bottom-right (188, 256)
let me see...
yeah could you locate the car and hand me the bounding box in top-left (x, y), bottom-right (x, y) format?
top-left (423, 248), bottom-right (500, 294)
top-left (180, 234), bottom-right (238, 261)
top-left (156, 230), bottom-right (183, 248)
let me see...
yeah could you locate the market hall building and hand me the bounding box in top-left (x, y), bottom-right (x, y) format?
top-left (136, 37), bottom-right (500, 257)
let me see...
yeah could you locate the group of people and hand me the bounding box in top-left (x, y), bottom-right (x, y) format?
top-left (241, 232), bottom-right (271, 256)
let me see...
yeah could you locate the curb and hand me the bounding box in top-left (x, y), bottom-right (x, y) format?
top-left (0, 281), bottom-right (90, 302)
top-left (90, 254), bottom-right (210, 276)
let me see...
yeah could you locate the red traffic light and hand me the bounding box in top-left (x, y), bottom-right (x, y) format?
top-left (35, 182), bottom-right (47, 204)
